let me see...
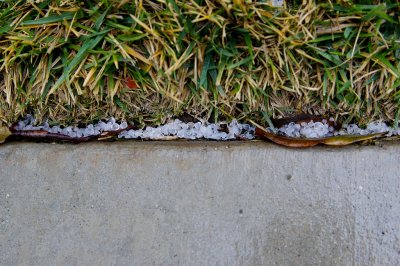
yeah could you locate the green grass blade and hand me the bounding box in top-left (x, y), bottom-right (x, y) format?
top-left (21, 11), bottom-right (83, 26)
top-left (44, 34), bottom-right (105, 100)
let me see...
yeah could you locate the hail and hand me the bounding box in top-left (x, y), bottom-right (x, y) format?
top-left (119, 119), bottom-right (255, 140)
top-left (15, 115), bottom-right (255, 140)
top-left (278, 119), bottom-right (400, 138)
top-left (14, 115), bottom-right (400, 140)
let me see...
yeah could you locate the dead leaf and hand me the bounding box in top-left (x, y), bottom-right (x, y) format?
top-left (320, 133), bottom-right (386, 146)
top-left (125, 77), bottom-right (139, 89)
top-left (252, 122), bottom-right (386, 148)
top-left (0, 126), bottom-right (11, 144)
top-left (97, 125), bottom-right (135, 141)
top-left (255, 128), bottom-right (321, 148)
top-left (11, 130), bottom-right (92, 143)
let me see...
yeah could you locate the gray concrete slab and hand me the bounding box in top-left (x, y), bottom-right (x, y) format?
top-left (0, 141), bottom-right (399, 266)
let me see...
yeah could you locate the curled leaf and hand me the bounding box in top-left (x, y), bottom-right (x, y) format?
top-left (97, 125), bottom-right (135, 141)
top-left (0, 126), bottom-right (12, 144)
top-left (10, 130), bottom-right (92, 143)
top-left (252, 122), bottom-right (386, 148)
top-left (255, 128), bottom-right (320, 148)
top-left (6, 124), bottom-right (136, 143)
top-left (320, 133), bottom-right (386, 146)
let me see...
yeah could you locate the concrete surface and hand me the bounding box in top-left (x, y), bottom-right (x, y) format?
top-left (0, 141), bottom-right (399, 266)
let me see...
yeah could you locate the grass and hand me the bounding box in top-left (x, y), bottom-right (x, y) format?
top-left (0, 0), bottom-right (399, 128)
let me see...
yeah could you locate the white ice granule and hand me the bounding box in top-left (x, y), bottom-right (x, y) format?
top-left (14, 115), bottom-right (255, 140)
top-left (14, 115), bottom-right (400, 140)
top-left (16, 116), bottom-right (129, 138)
top-left (269, 0), bottom-right (284, 7)
top-left (278, 121), bottom-right (333, 138)
top-left (336, 121), bottom-right (395, 137)
top-left (278, 119), bottom-right (398, 139)
top-left (118, 119), bottom-right (255, 140)
top-left (366, 121), bottom-right (392, 134)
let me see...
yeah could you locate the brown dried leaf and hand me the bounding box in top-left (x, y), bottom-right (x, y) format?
top-left (11, 130), bottom-right (92, 143)
top-left (255, 128), bottom-right (321, 148)
top-left (97, 125), bottom-right (135, 141)
top-left (0, 126), bottom-right (12, 144)
top-left (253, 124), bottom-right (386, 148)
top-left (320, 133), bottom-right (386, 146)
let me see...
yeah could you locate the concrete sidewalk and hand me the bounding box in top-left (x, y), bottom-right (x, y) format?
top-left (1, 141), bottom-right (399, 265)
